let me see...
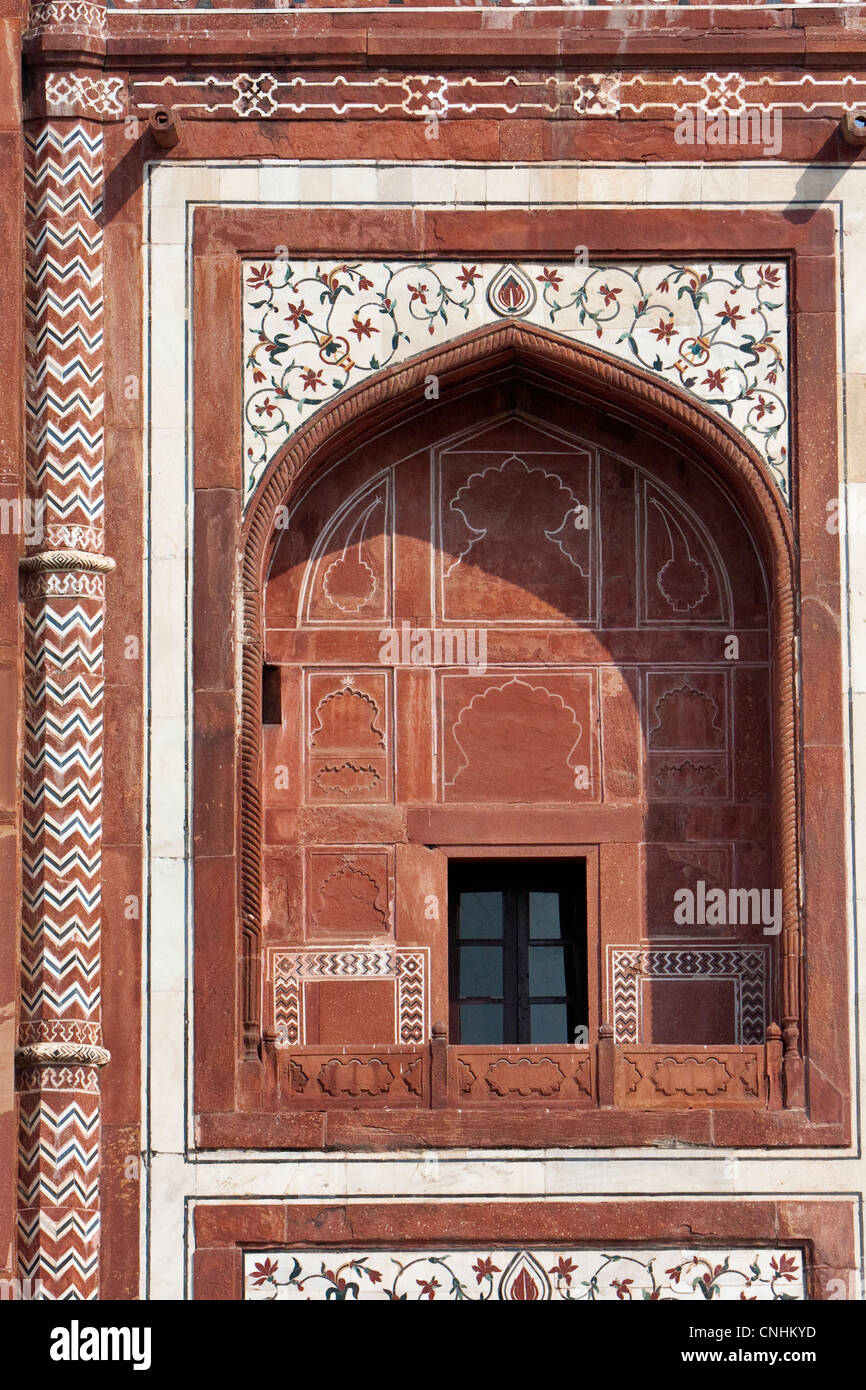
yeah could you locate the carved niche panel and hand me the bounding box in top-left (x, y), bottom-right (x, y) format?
top-left (439, 669), bottom-right (599, 802)
top-left (305, 670), bottom-right (392, 803)
top-left (303, 474), bottom-right (391, 625)
top-left (639, 480), bottom-right (729, 625)
top-left (644, 844), bottom-right (735, 939)
top-left (266, 468), bottom-right (392, 629)
top-left (306, 849), bottom-right (393, 938)
top-left (646, 669), bottom-right (729, 800)
top-left (437, 444), bottom-right (596, 625)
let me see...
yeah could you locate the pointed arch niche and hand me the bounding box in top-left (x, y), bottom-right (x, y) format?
top-left (192, 216), bottom-right (847, 1153)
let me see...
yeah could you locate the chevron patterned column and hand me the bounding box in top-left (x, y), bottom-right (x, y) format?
top-left (18, 117), bottom-right (112, 1300)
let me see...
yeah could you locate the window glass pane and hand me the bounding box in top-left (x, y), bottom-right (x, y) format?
top-left (529, 945), bottom-right (567, 996)
top-left (530, 1003), bottom-right (569, 1044)
top-left (529, 891), bottom-right (561, 939)
top-left (459, 945), bottom-right (503, 998)
top-left (458, 891), bottom-right (503, 939)
top-left (460, 1002), bottom-right (503, 1044)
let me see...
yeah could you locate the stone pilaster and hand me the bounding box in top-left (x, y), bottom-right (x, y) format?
top-left (18, 79), bottom-right (111, 1297)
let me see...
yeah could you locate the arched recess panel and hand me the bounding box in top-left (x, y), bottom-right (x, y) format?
top-left (257, 373), bottom-right (773, 1053)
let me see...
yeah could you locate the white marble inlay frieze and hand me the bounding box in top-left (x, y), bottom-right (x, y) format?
top-left (242, 258), bottom-right (789, 506)
top-left (244, 1246), bottom-right (805, 1301)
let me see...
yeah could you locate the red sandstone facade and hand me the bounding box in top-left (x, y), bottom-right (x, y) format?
top-left (0, 0), bottom-right (863, 1301)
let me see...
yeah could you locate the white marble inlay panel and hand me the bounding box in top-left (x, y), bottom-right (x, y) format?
top-left (242, 258), bottom-right (790, 504)
top-left (244, 1246), bottom-right (805, 1301)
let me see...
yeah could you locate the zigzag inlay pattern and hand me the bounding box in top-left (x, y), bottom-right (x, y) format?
top-left (19, 119), bottom-right (107, 1301)
top-left (24, 123), bottom-right (104, 548)
top-left (269, 947), bottom-right (428, 1045)
top-left (609, 946), bottom-right (769, 1045)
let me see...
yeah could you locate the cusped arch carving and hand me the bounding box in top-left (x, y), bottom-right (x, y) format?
top-left (237, 321), bottom-right (801, 1099)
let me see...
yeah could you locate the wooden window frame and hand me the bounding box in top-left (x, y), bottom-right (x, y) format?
top-left (448, 859), bottom-right (588, 1046)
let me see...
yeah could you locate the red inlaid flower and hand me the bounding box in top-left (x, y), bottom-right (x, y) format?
top-left (549, 1256), bottom-right (578, 1287)
top-left (702, 368), bottom-right (726, 392)
top-left (247, 264), bottom-right (272, 289)
top-left (350, 315), bottom-right (375, 341)
top-left (285, 300), bottom-right (309, 330)
top-left (250, 1258), bottom-right (279, 1286)
top-left (717, 300), bottom-right (745, 330)
top-left (771, 1254), bottom-right (798, 1282)
top-left (537, 267), bottom-right (563, 291)
top-left (650, 317), bottom-right (676, 344)
top-left (473, 1257), bottom-right (501, 1284)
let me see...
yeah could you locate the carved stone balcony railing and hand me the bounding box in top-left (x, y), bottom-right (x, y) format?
top-left (612, 1045), bottom-right (773, 1109)
top-left (449, 1045), bottom-right (595, 1107)
top-left (269, 1023), bottom-right (784, 1112)
top-left (276, 1045), bottom-right (428, 1108)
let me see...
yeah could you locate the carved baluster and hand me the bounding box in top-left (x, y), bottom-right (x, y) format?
top-left (766, 1023), bottom-right (783, 1110)
top-left (430, 1020), bottom-right (448, 1110)
top-left (597, 1023), bottom-right (616, 1107)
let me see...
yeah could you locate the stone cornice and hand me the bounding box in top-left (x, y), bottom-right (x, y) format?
top-left (20, 7), bottom-right (866, 74)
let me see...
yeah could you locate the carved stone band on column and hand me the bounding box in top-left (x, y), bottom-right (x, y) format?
top-left (19, 551), bottom-right (116, 572)
top-left (15, 1043), bottom-right (111, 1068)
top-left (25, 1), bottom-right (106, 38)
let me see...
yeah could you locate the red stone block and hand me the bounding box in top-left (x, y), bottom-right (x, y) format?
top-left (193, 1249), bottom-right (243, 1301)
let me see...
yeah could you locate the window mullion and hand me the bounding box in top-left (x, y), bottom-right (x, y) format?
top-left (516, 885), bottom-right (530, 1044)
top-left (503, 883), bottom-right (519, 1044)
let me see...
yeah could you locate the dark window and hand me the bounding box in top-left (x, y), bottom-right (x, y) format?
top-left (261, 663), bottom-right (282, 725)
top-left (448, 860), bottom-right (588, 1044)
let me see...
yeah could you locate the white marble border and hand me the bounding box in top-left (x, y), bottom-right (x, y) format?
top-left (143, 159), bottom-right (864, 1301)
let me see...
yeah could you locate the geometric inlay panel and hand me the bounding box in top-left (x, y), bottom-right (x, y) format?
top-left (609, 946), bottom-right (770, 1044)
top-left (266, 946), bottom-right (428, 1045)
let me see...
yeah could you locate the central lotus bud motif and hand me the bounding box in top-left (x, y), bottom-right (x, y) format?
top-left (486, 264), bottom-right (537, 318)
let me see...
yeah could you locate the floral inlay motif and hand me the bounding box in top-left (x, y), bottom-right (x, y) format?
top-left (242, 259), bottom-right (789, 506)
top-left (244, 1247), bottom-right (804, 1301)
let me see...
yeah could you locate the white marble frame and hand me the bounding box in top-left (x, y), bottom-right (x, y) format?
top-left (142, 159), bottom-right (864, 1301)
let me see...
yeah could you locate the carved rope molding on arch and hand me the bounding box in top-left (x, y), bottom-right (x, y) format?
top-left (237, 321), bottom-right (802, 1103)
